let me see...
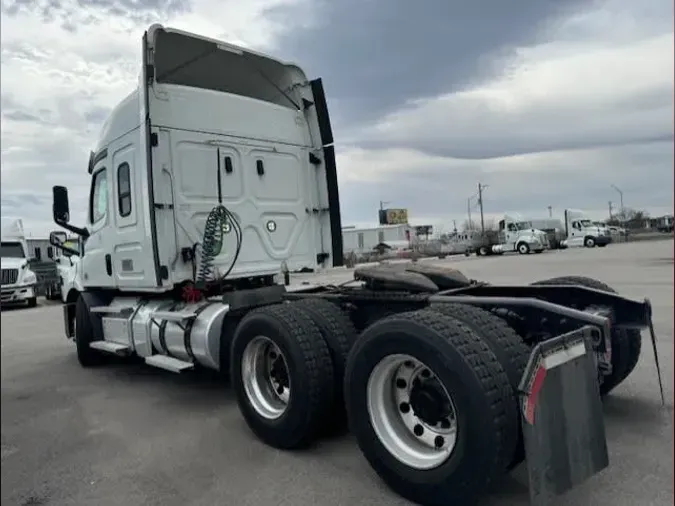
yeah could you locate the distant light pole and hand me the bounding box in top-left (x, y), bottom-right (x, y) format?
top-left (477, 183), bottom-right (489, 234)
top-left (610, 184), bottom-right (624, 219)
top-left (547, 206), bottom-right (552, 218)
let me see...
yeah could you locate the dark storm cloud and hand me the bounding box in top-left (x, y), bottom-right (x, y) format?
top-left (2, 111), bottom-right (42, 122)
top-left (267, 0), bottom-right (596, 127)
top-left (354, 76), bottom-right (674, 159)
top-left (336, 140), bottom-right (674, 226)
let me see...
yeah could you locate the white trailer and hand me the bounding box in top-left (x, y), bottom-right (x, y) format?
top-left (342, 224), bottom-right (411, 256)
top-left (45, 24), bottom-right (659, 506)
top-left (0, 218), bottom-right (38, 307)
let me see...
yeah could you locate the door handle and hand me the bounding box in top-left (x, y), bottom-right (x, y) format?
top-left (105, 254), bottom-right (112, 276)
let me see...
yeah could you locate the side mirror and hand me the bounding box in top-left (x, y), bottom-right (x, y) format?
top-left (49, 230), bottom-right (68, 247)
top-left (34, 249), bottom-right (42, 261)
top-left (53, 186), bottom-right (70, 223)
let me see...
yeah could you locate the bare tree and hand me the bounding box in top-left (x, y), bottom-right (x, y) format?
top-left (461, 218), bottom-right (497, 232)
top-left (607, 208), bottom-right (650, 229)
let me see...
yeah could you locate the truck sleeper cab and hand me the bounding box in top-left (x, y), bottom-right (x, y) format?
top-left (49, 24), bottom-right (661, 506)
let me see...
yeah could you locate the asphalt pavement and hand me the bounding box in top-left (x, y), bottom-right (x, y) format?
top-left (2, 239), bottom-right (673, 506)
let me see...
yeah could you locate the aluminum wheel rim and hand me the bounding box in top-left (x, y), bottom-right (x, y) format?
top-left (241, 336), bottom-right (291, 420)
top-left (367, 354), bottom-right (458, 470)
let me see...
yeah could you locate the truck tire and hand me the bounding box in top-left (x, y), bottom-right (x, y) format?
top-left (430, 303), bottom-right (530, 469)
top-left (584, 236), bottom-right (596, 248)
top-left (27, 297), bottom-right (37, 308)
top-left (289, 298), bottom-right (356, 433)
top-left (230, 304), bottom-right (334, 449)
top-left (74, 296), bottom-right (107, 367)
top-left (517, 242), bottom-right (529, 255)
top-left (530, 276), bottom-right (642, 395)
top-left (344, 310), bottom-right (514, 506)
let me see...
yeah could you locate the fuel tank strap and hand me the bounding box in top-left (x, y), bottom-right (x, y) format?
top-left (182, 301), bottom-right (214, 362)
top-left (158, 302), bottom-right (182, 357)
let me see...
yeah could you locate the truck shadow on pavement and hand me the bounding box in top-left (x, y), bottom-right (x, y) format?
top-left (81, 356), bottom-right (668, 506)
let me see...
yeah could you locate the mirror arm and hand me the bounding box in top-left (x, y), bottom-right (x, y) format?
top-left (56, 221), bottom-right (90, 238)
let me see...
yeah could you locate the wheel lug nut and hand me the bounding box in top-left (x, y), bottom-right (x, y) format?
top-left (395, 378), bottom-right (407, 389)
top-left (404, 360), bottom-right (414, 368)
top-left (421, 369), bottom-right (431, 379)
top-left (434, 436), bottom-right (445, 448)
top-left (399, 402), bottom-right (410, 414)
top-left (413, 424), bottom-right (424, 437)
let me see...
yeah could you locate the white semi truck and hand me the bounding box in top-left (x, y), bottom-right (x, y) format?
top-left (518, 211), bottom-right (612, 250)
top-left (47, 24), bottom-right (660, 506)
top-left (1, 218), bottom-right (38, 307)
top-left (466, 214), bottom-right (548, 256)
top-left (561, 209), bottom-right (612, 248)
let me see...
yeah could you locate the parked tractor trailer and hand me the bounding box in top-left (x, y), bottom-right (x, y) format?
top-left (48, 24), bottom-right (663, 506)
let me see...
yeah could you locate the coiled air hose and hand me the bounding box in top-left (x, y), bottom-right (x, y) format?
top-left (196, 204), bottom-right (242, 285)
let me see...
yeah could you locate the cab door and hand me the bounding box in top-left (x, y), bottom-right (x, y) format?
top-left (567, 221), bottom-right (584, 247)
top-left (81, 158), bottom-right (116, 289)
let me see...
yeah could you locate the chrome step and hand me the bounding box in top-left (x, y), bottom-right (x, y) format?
top-left (151, 310), bottom-right (197, 322)
top-left (89, 341), bottom-right (130, 355)
top-left (145, 355), bottom-right (194, 373)
top-left (90, 306), bottom-right (134, 314)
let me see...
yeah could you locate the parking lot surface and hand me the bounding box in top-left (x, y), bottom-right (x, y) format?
top-left (2, 239), bottom-right (673, 506)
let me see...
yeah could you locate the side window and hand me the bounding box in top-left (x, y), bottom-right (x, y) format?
top-left (90, 168), bottom-right (108, 224)
top-left (572, 221), bottom-right (581, 230)
top-left (507, 223), bottom-right (517, 232)
top-left (357, 232), bottom-right (364, 249)
top-left (117, 162), bottom-right (132, 217)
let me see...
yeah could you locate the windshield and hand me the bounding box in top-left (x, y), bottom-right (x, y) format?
top-left (516, 221), bottom-right (532, 230)
top-left (1, 242), bottom-right (25, 258)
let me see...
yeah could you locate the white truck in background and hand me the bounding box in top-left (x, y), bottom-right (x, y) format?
top-left (561, 209), bottom-right (612, 248)
top-left (1, 218), bottom-right (38, 307)
top-left (468, 214), bottom-right (548, 256)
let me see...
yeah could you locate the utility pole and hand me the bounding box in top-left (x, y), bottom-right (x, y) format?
top-left (478, 183), bottom-right (488, 234)
top-left (467, 198), bottom-right (473, 230)
top-left (610, 184), bottom-right (624, 219)
top-left (547, 206), bottom-right (552, 218)
top-left (608, 201), bottom-right (613, 220)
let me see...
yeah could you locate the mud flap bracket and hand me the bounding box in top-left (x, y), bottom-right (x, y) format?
top-left (519, 326), bottom-right (609, 505)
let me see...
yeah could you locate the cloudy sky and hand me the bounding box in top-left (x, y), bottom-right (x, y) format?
top-left (1, 0), bottom-right (673, 237)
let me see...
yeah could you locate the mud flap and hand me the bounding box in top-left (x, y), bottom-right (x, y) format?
top-left (519, 326), bottom-right (609, 505)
